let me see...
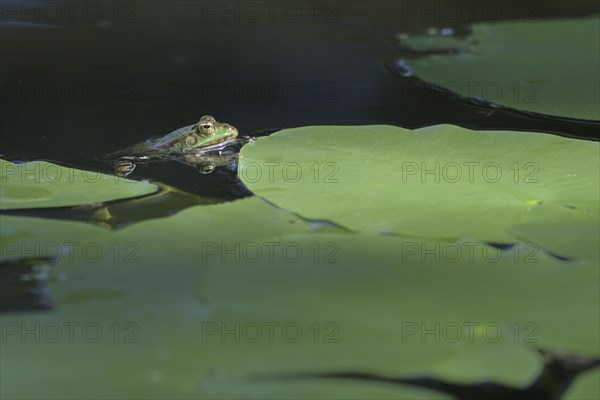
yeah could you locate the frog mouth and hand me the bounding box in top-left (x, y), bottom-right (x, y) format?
top-left (183, 138), bottom-right (238, 153)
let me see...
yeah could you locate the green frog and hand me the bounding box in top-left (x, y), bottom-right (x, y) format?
top-left (102, 115), bottom-right (253, 176)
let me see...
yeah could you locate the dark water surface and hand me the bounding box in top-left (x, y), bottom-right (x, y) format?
top-left (1, 0), bottom-right (599, 198)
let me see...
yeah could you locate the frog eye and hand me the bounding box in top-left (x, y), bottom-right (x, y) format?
top-left (197, 123), bottom-right (214, 135)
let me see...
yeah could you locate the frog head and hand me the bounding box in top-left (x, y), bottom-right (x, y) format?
top-left (172, 115), bottom-right (239, 151)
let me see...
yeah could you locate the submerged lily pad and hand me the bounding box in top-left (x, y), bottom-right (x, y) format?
top-left (0, 159), bottom-right (158, 210)
top-left (239, 125), bottom-right (599, 260)
top-left (397, 17), bottom-right (600, 121)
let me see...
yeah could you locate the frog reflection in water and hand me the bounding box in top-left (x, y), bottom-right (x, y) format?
top-left (104, 115), bottom-right (253, 177)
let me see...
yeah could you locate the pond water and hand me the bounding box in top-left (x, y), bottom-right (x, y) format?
top-left (1, 0), bottom-right (598, 202)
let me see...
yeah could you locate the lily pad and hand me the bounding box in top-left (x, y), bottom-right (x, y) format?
top-left (0, 159), bottom-right (158, 210)
top-left (2, 200), bottom-right (597, 398)
top-left (564, 368), bottom-right (600, 400)
top-left (239, 125), bottom-right (599, 261)
top-left (397, 17), bottom-right (600, 121)
top-left (201, 235), bottom-right (598, 385)
top-left (510, 213), bottom-right (600, 262)
top-left (0, 215), bottom-right (108, 262)
top-left (200, 377), bottom-right (451, 399)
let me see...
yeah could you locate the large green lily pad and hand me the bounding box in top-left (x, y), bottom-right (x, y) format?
top-left (0, 159), bottom-right (158, 210)
top-left (2, 193), bottom-right (597, 397)
top-left (397, 17), bottom-right (600, 121)
top-left (239, 125), bottom-right (599, 261)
